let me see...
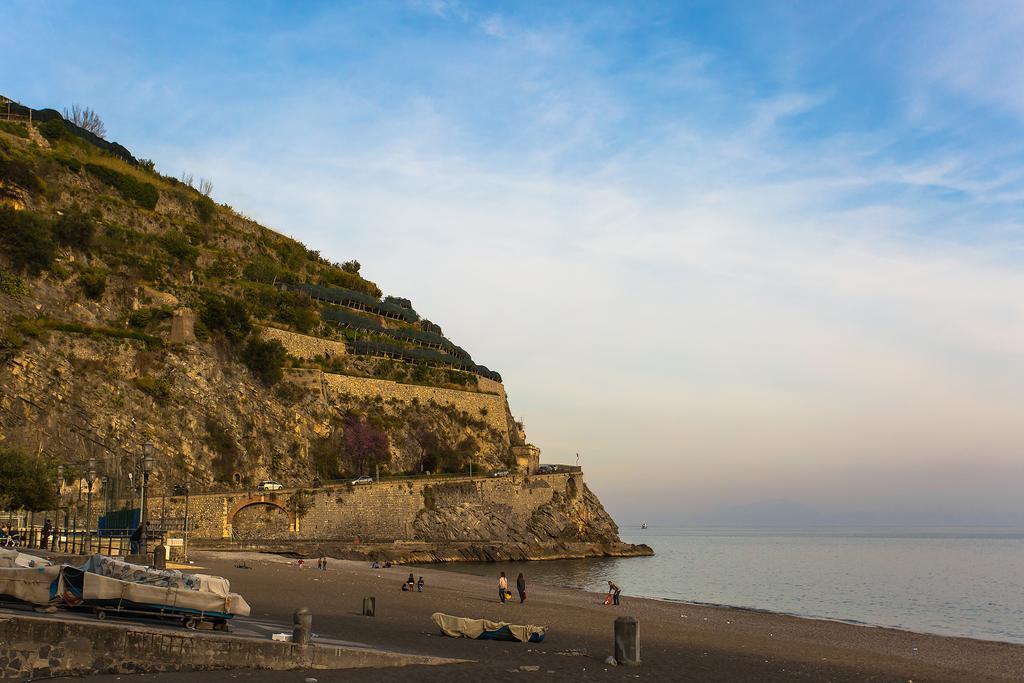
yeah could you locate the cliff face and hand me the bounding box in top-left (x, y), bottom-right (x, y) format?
top-left (0, 101), bottom-right (650, 561)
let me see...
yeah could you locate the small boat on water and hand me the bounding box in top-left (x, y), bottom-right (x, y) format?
top-left (640, 521), bottom-right (648, 529)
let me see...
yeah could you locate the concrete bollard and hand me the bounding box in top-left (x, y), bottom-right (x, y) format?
top-left (362, 597), bottom-right (376, 617)
top-left (152, 545), bottom-right (167, 570)
top-left (293, 607), bottom-right (312, 646)
top-left (614, 616), bottom-right (640, 666)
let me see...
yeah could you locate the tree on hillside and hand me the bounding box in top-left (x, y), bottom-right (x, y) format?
top-left (0, 447), bottom-right (58, 512)
top-left (63, 104), bottom-right (106, 138)
top-left (341, 413), bottom-right (389, 476)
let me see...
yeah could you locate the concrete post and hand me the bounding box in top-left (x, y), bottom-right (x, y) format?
top-left (293, 607), bottom-right (312, 645)
top-left (153, 545), bottom-right (167, 570)
top-left (614, 616), bottom-right (640, 666)
top-left (362, 597), bottom-right (375, 617)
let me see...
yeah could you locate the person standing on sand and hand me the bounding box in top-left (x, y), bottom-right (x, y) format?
top-left (498, 572), bottom-right (509, 603)
top-left (517, 572), bottom-right (527, 603)
top-left (608, 580), bottom-right (621, 606)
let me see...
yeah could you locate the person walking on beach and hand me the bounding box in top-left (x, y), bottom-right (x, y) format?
top-left (516, 572), bottom-right (527, 603)
top-left (498, 572), bottom-right (509, 603)
top-left (417, 576), bottom-right (424, 592)
top-left (608, 580), bottom-right (621, 606)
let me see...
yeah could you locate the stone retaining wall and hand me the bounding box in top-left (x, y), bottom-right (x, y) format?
top-left (259, 326), bottom-right (348, 360)
top-left (0, 612), bottom-right (457, 679)
top-left (161, 472), bottom-right (577, 542)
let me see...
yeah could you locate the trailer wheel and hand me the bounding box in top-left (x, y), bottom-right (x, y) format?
top-left (213, 620), bottom-right (229, 632)
top-left (95, 609), bottom-right (107, 621)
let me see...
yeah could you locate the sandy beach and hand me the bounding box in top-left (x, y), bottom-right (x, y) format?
top-left (78, 551), bottom-right (1024, 682)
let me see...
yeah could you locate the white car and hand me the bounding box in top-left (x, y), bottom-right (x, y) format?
top-left (256, 480), bottom-right (283, 491)
top-left (351, 475), bottom-right (374, 485)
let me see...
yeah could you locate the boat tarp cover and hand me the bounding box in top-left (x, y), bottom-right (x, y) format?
top-left (0, 554), bottom-right (249, 617)
top-left (0, 548), bottom-right (52, 568)
top-left (81, 572), bottom-right (250, 616)
top-left (431, 612), bottom-right (546, 643)
top-left (0, 565), bottom-right (61, 604)
top-left (78, 554), bottom-right (231, 597)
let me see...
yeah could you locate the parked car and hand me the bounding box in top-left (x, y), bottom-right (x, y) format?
top-left (256, 480), bottom-right (283, 491)
top-left (351, 475), bottom-right (374, 485)
top-left (490, 470), bottom-right (510, 478)
top-left (536, 465), bottom-right (556, 474)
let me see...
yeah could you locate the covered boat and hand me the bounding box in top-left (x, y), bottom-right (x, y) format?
top-left (431, 612), bottom-right (546, 643)
top-left (0, 553), bottom-right (249, 628)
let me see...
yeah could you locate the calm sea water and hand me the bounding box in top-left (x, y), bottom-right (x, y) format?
top-left (430, 527), bottom-right (1024, 644)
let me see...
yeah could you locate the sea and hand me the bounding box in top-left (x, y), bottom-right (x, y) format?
top-left (432, 527), bottom-right (1024, 644)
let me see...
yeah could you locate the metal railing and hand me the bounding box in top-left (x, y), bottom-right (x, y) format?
top-left (0, 522), bottom-right (164, 557)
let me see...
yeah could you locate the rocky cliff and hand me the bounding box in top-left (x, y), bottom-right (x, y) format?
top-left (0, 98), bottom-right (651, 561)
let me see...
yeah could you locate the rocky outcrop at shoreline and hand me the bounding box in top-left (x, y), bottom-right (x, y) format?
top-left (193, 539), bottom-right (654, 564)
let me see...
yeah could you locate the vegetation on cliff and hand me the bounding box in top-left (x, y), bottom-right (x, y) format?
top-left (0, 101), bottom-right (513, 493)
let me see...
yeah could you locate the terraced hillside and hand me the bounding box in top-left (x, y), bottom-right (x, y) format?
top-left (0, 99), bottom-right (528, 492)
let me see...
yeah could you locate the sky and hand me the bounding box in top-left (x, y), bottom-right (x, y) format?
top-left (3, 1), bottom-right (1023, 526)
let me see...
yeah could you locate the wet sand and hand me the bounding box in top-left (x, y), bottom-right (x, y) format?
top-left (84, 551), bottom-right (1024, 682)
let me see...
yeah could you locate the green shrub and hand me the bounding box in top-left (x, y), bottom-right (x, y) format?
top-left (274, 382), bottom-right (305, 403)
top-left (54, 155), bottom-right (82, 172)
top-left (0, 121), bottom-right (29, 138)
top-left (0, 327), bottom-right (25, 363)
top-left (53, 205), bottom-right (96, 250)
top-left (241, 337), bottom-right (287, 386)
top-left (84, 163), bottom-right (158, 209)
top-left (0, 447), bottom-right (59, 512)
top-left (0, 207), bottom-right (54, 274)
top-left (0, 157), bottom-right (44, 194)
top-left (200, 292), bottom-right (251, 344)
top-left (0, 268), bottom-right (28, 297)
top-left (134, 375), bottom-right (172, 405)
top-left (79, 265), bottom-right (107, 299)
top-left (159, 231), bottom-right (199, 265)
top-left (194, 194), bottom-right (215, 223)
top-left (127, 307), bottom-right (170, 329)
top-left (39, 118), bottom-right (67, 142)
top-left (242, 255), bottom-right (282, 284)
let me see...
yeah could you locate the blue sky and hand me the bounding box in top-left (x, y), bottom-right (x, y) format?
top-left (4, 1), bottom-right (1024, 524)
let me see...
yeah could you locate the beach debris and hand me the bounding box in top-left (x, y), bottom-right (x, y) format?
top-left (554, 648), bottom-right (587, 657)
top-left (304, 678), bottom-right (318, 683)
top-left (519, 665), bottom-right (540, 672)
top-left (271, 632), bottom-right (292, 642)
top-left (604, 656), bottom-right (618, 666)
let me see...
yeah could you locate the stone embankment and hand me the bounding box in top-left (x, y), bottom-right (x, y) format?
top-left (163, 470), bottom-right (653, 562)
top-left (0, 611), bottom-right (460, 680)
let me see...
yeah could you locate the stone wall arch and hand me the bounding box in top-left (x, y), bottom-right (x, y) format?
top-left (227, 495), bottom-right (296, 539)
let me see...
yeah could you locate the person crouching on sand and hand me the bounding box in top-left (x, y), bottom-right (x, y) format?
top-left (517, 572), bottom-right (527, 603)
top-left (608, 580), bottom-right (621, 606)
top-left (498, 572), bottom-right (509, 603)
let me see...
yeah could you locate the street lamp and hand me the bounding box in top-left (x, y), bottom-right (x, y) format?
top-left (55, 464), bottom-right (64, 551)
top-left (182, 482), bottom-right (191, 563)
top-left (141, 441), bottom-right (154, 555)
top-left (86, 457), bottom-right (97, 554)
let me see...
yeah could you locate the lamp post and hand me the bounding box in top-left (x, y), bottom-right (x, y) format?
top-left (182, 483), bottom-right (191, 563)
top-left (141, 441), bottom-right (154, 556)
top-left (55, 464), bottom-right (64, 551)
top-left (86, 457), bottom-right (97, 554)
